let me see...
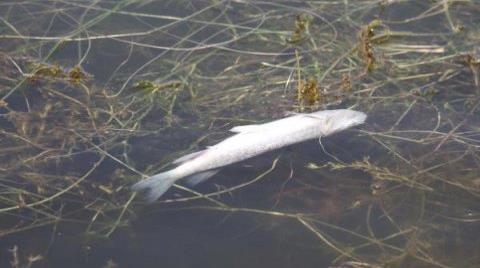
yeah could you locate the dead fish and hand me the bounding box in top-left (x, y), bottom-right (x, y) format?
top-left (132, 109), bottom-right (367, 202)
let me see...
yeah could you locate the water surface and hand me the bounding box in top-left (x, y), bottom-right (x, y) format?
top-left (1, 1), bottom-right (479, 267)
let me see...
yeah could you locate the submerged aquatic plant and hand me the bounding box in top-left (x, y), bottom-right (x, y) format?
top-left (358, 20), bottom-right (390, 72)
top-left (297, 76), bottom-right (321, 106)
top-left (462, 47), bottom-right (480, 87)
top-left (0, 0), bottom-right (479, 267)
top-left (286, 13), bottom-right (313, 45)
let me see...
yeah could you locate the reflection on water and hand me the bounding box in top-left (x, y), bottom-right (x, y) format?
top-left (1, 1), bottom-right (480, 267)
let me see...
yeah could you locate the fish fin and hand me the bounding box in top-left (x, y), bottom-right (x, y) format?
top-left (300, 114), bottom-right (326, 120)
top-left (132, 170), bottom-right (179, 203)
top-left (172, 150), bottom-right (206, 164)
top-left (284, 111), bottom-right (302, 116)
top-left (229, 124), bottom-right (262, 133)
top-left (182, 169), bottom-right (219, 186)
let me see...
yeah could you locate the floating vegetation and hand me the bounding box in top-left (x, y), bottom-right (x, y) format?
top-left (297, 76), bottom-right (321, 106)
top-left (286, 13), bottom-right (313, 45)
top-left (358, 20), bottom-right (390, 72)
top-left (30, 63), bottom-right (64, 80)
top-left (7, 245), bottom-right (43, 268)
top-left (133, 80), bottom-right (183, 93)
top-left (25, 62), bottom-right (91, 85)
top-left (1, 0), bottom-right (480, 267)
top-left (68, 66), bottom-right (90, 84)
top-left (340, 74), bottom-right (352, 93)
top-left (295, 50), bottom-right (324, 108)
top-left (463, 47), bottom-right (480, 87)
top-left (0, 55), bottom-right (162, 240)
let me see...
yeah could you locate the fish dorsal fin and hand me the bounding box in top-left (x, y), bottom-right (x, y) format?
top-left (229, 124), bottom-right (263, 133)
top-left (172, 150), bottom-right (206, 164)
top-left (302, 114), bottom-right (325, 120)
top-left (285, 111), bottom-right (327, 120)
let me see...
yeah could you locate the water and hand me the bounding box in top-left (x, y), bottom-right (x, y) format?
top-left (1, 1), bottom-right (479, 267)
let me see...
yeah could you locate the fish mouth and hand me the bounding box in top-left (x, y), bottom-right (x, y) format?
top-left (353, 111), bottom-right (367, 125)
top-left (324, 110), bottom-right (367, 134)
top-left (346, 111), bottom-right (367, 128)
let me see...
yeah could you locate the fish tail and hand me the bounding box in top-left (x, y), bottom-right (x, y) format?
top-left (132, 169), bottom-right (181, 203)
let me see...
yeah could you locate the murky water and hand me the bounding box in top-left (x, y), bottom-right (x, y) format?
top-left (1, 1), bottom-right (480, 267)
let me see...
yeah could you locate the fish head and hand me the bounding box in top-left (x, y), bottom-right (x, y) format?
top-left (311, 109), bottom-right (367, 136)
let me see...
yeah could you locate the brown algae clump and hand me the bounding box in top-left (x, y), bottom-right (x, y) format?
top-left (286, 13), bottom-right (313, 45)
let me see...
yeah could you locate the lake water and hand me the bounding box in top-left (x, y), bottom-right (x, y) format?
top-left (1, 1), bottom-right (479, 267)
